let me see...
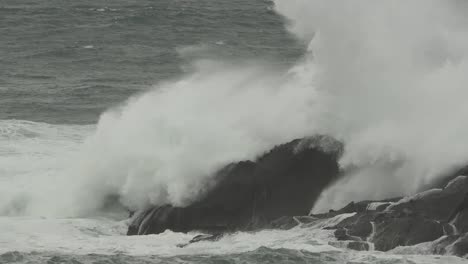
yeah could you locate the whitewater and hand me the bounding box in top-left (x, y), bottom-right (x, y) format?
top-left (0, 120), bottom-right (464, 263)
top-left (3, 0), bottom-right (468, 263)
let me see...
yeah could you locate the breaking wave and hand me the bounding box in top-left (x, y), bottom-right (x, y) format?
top-left (3, 0), bottom-right (468, 217)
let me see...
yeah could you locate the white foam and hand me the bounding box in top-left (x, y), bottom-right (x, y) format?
top-left (8, 0), bottom-right (468, 219)
top-left (0, 120), bottom-right (93, 216)
top-left (275, 0), bottom-right (468, 211)
top-left (54, 61), bottom-right (321, 216)
top-left (366, 202), bottom-right (388, 211)
top-left (367, 221), bottom-right (376, 251)
top-left (311, 213), bottom-right (356, 229)
top-left (0, 217), bottom-right (466, 263)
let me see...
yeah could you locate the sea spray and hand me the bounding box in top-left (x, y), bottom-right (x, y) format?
top-left (37, 61), bottom-right (322, 216)
top-left (5, 1), bottom-right (468, 217)
top-left (275, 0), bottom-right (468, 212)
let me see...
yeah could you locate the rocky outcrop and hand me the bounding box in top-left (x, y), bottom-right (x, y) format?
top-left (308, 175), bottom-right (468, 257)
top-left (128, 136), bottom-right (343, 235)
top-left (125, 135), bottom-right (468, 258)
top-left (177, 234), bottom-right (223, 248)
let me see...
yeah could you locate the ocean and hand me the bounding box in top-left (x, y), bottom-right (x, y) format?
top-left (1, 0), bottom-right (303, 124)
top-left (1, 0), bottom-right (468, 263)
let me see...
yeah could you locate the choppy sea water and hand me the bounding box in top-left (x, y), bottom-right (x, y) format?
top-left (0, 215), bottom-right (466, 264)
top-left (0, 120), bottom-right (463, 263)
top-left (1, 0), bottom-right (303, 124)
top-left (2, 0), bottom-right (468, 263)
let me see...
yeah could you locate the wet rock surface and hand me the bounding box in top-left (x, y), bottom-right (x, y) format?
top-left (126, 136), bottom-right (468, 258)
top-left (313, 175), bottom-right (468, 257)
top-left (128, 136), bottom-right (342, 236)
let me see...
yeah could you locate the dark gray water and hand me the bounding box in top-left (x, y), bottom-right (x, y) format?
top-left (2, 2), bottom-right (468, 264)
top-left (0, 247), bottom-right (439, 264)
top-left (0, 248), bottom-right (339, 264)
top-left (0, 0), bottom-right (304, 124)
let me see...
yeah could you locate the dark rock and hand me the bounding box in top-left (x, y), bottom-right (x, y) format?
top-left (431, 235), bottom-right (460, 255)
top-left (267, 216), bottom-right (300, 230)
top-left (0, 251), bottom-right (24, 263)
top-left (189, 233), bottom-right (223, 243)
top-left (320, 176), bottom-right (468, 254)
top-left (315, 198), bottom-right (400, 219)
top-left (387, 176), bottom-right (468, 221)
top-left (333, 213), bottom-right (375, 240)
top-left (420, 165), bottom-right (468, 192)
top-left (347, 241), bottom-right (370, 251)
top-left (451, 233), bottom-right (468, 257)
top-left (328, 241), bottom-right (370, 251)
top-left (334, 228), bottom-right (348, 241)
top-left (374, 203), bottom-right (391, 211)
top-left (124, 132), bottom-right (468, 259)
top-left (177, 233), bottom-right (223, 248)
top-left (334, 228), bottom-right (362, 241)
top-left (372, 215), bottom-right (444, 251)
top-left (442, 222), bottom-right (459, 236)
top-left (429, 234), bottom-right (468, 257)
top-left (128, 136), bottom-right (342, 235)
top-left (454, 208), bottom-right (468, 234)
top-left (294, 216), bottom-right (320, 225)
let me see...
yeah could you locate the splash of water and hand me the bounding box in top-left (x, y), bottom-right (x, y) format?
top-left (5, 1), bottom-right (468, 217)
top-left (275, 0), bottom-right (468, 212)
top-left (25, 60), bottom-right (322, 216)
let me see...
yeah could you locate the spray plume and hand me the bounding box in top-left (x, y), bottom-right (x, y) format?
top-left (5, 1), bottom-right (468, 216)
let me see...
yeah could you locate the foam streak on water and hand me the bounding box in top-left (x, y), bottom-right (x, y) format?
top-left (0, 216), bottom-right (465, 264)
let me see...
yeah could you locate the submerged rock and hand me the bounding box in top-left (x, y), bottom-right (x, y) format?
top-left (128, 136), bottom-right (343, 235)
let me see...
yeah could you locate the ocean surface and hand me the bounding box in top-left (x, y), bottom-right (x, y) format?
top-left (1, 0), bottom-right (303, 124)
top-left (1, 0), bottom-right (467, 263)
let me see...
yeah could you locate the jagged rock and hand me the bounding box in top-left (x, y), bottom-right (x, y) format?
top-left (267, 216), bottom-right (300, 230)
top-left (454, 209), bottom-right (468, 234)
top-left (294, 216), bottom-right (320, 225)
top-left (334, 228), bottom-right (363, 241)
top-left (450, 233), bottom-right (468, 257)
top-left (333, 212), bottom-right (375, 240)
top-left (124, 132), bottom-right (468, 259)
top-left (328, 241), bottom-right (370, 251)
top-left (420, 165), bottom-right (468, 192)
top-left (314, 198), bottom-right (399, 220)
top-left (372, 215), bottom-right (444, 251)
top-left (387, 176), bottom-right (468, 221)
top-left (347, 241), bottom-right (370, 251)
top-left (319, 175), bottom-right (468, 254)
top-left (0, 252), bottom-right (24, 263)
top-left (128, 136), bottom-right (342, 235)
top-left (177, 233), bottom-right (223, 248)
top-left (431, 235), bottom-right (460, 255)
